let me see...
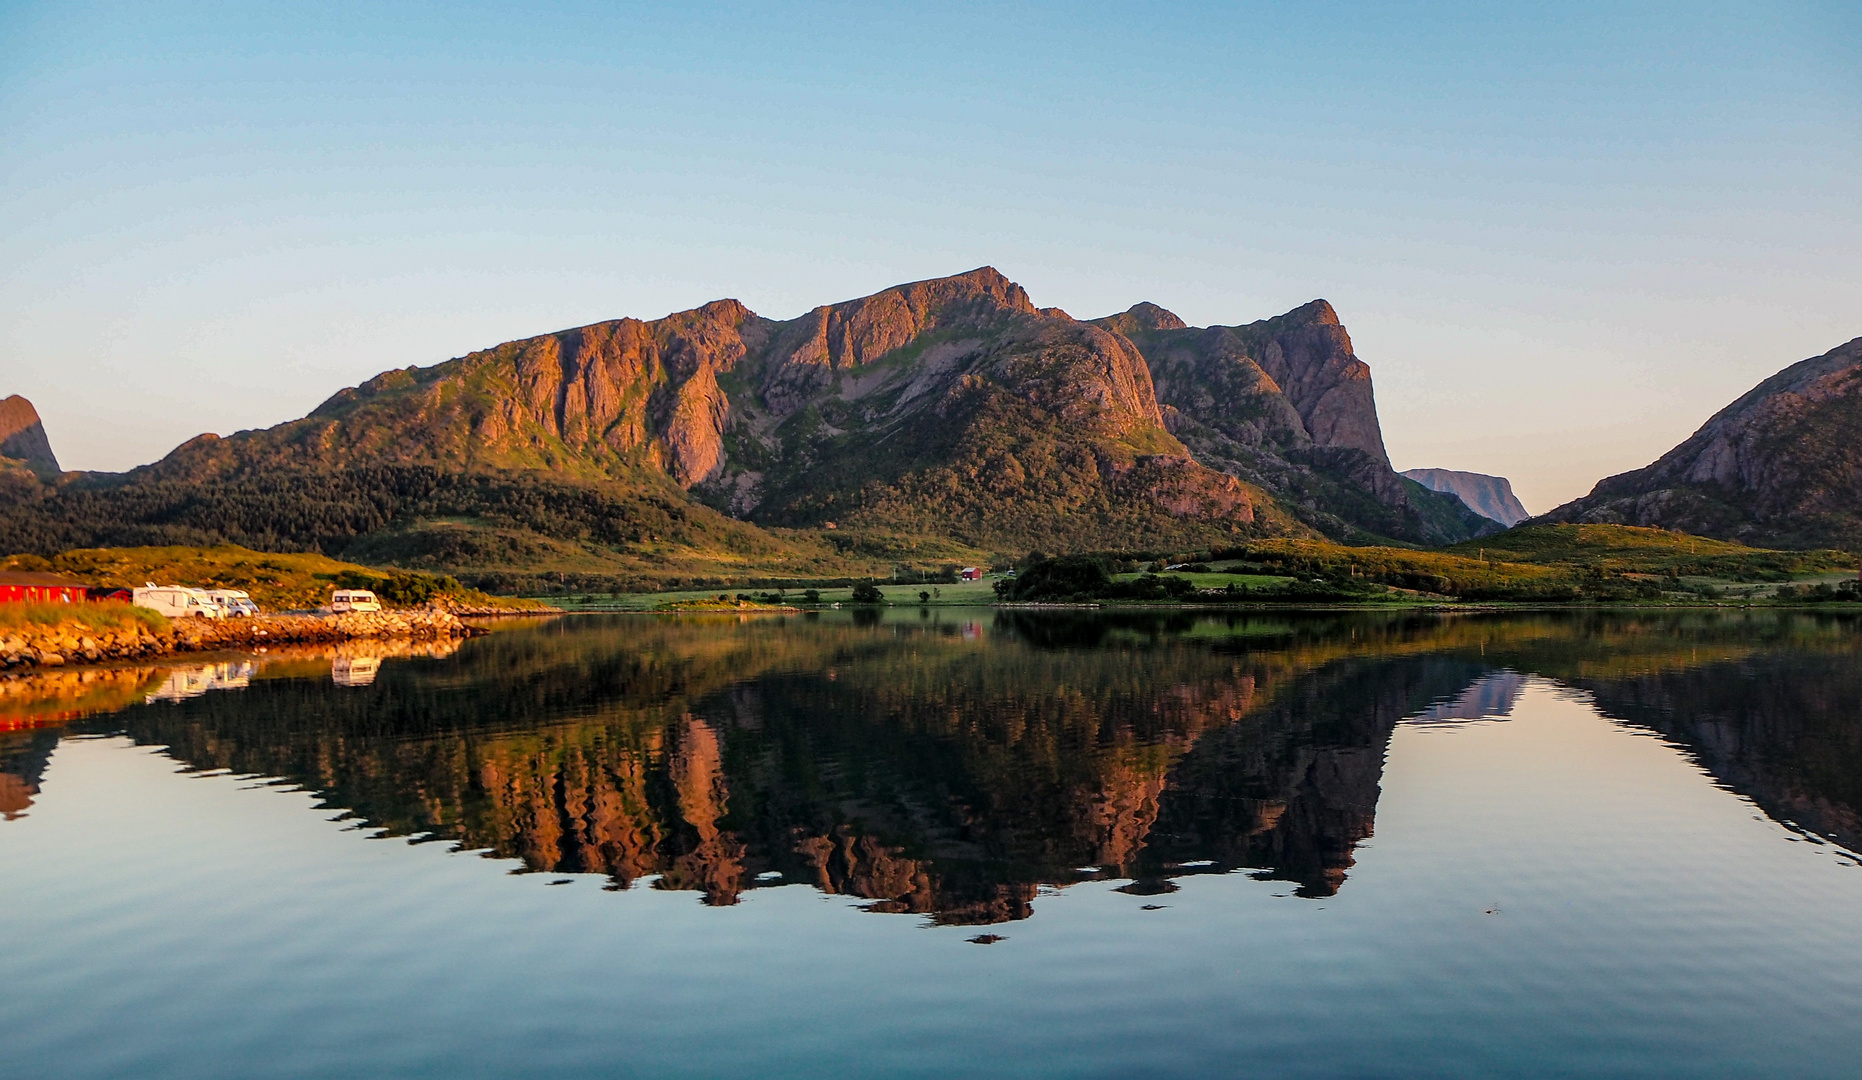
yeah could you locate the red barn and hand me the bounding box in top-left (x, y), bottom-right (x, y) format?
top-left (0, 572), bottom-right (89, 604)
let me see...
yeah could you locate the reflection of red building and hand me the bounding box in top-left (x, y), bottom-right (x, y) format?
top-left (0, 572), bottom-right (88, 604)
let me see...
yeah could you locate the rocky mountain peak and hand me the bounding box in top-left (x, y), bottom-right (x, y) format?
top-left (1091, 302), bottom-right (1188, 336)
top-left (0, 395), bottom-right (60, 473)
top-left (1281, 299), bottom-right (1340, 327)
top-left (760, 267), bottom-right (1040, 413)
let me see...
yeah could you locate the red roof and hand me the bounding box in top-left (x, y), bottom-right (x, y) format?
top-left (0, 571), bottom-right (88, 587)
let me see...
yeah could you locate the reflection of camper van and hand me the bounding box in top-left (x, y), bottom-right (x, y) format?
top-left (330, 590), bottom-right (382, 613)
top-left (330, 656), bottom-right (381, 687)
top-left (145, 661), bottom-right (256, 703)
top-left (203, 589), bottom-right (260, 617)
top-left (132, 584), bottom-right (223, 619)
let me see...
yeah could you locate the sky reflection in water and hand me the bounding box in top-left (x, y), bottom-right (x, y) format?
top-left (2, 609), bottom-right (1860, 1078)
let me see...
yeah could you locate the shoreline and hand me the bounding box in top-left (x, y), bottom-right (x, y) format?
top-left (1, 609), bottom-right (482, 672)
top-left (537, 599), bottom-right (1862, 614)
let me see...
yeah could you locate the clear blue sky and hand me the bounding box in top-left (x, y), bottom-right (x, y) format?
top-left (3, 1), bottom-right (1858, 510)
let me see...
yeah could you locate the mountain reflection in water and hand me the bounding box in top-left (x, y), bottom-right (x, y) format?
top-left (3, 610), bottom-right (1860, 916)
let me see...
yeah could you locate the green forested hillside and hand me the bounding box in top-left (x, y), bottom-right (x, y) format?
top-left (0, 465), bottom-right (911, 591)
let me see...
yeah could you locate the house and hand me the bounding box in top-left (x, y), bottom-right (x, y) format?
top-left (0, 571), bottom-right (89, 604)
top-left (960, 567), bottom-right (983, 581)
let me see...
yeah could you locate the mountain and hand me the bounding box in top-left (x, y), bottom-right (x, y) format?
top-left (0, 269), bottom-right (1499, 584)
top-left (1541, 336), bottom-right (1862, 549)
top-left (0, 396), bottom-right (59, 476)
top-left (111, 268), bottom-right (1289, 557)
top-left (1091, 301), bottom-right (1500, 544)
top-left (1401, 468), bottom-right (1530, 527)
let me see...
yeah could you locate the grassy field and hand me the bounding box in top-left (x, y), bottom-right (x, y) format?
top-left (0, 600), bottom-right (168, 636)
top-left (1207, 525), bottom-right (1855, 602)
top-left (545, 523), bottom-right (1862, 609)
top-left (1442, 523), bottom-right (1850, 579)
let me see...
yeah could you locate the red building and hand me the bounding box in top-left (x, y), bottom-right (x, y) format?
top-left (0, 571), bottom-right (89, 604)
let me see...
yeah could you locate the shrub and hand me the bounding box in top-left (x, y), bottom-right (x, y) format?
top-left (850, 582), bottom-right (885, 604)
top-left (995, 556), bottom-right (1114, 602)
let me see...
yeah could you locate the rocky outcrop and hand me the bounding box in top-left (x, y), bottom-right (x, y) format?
top-left (1542, 336), bottom-right (1862, 548)
top-left (156, 299), bottom-right (767, 488)
top-left (1402, 468), bottom-right (1530, 527)
top-left (0, 395), bottom-right (59, 475)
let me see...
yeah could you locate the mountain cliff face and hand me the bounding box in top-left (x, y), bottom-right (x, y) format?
top-left (1542, 337), bottom-right (1862, 549)
top-left (693, 269), bottom-right (1282, 550)
top-left (1402, 468), bottom-right (1530, 527)
top-left (2, 268), bottom-right (1502, 571)
top-left (1093, 301), bottom-right (1497, 544)
top-left (0, 396), bottom-right (59, 476)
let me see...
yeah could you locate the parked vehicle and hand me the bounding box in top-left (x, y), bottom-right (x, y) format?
top-left (203, 589), bottom-right (261, 617)
top-left (330, 589), bottom-right (382, 613)
top-left (330, 656), bottom-right (381, 687)
top-left (132, 583), bottom-right (224, 619)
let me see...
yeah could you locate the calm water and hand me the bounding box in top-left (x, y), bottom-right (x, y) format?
top-left (3, 609), bottom-right (1860, 1078)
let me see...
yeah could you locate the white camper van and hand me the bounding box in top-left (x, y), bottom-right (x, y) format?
top-left (331, 656), bottom-right (381, 686)
top-left (330, 589), bottom-right (382, 613)
top-left (203, 589), bottom-right (260, 618)
top-left (132, 584), bottom-right (224, 619)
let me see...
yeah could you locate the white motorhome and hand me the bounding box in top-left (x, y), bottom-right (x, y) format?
top-left (203, 589), bottom-right (260, 618)
top-left (132, 583), bottom-right (224, 619)
top-left (331, 656), bottom-right (381, 687)
top-left (330, 589), bottom-right (382, 613)
top-left (145, 660), bottom-right (256, 703)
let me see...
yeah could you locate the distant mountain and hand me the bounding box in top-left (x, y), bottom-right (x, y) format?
top-left (0, 395), bottom-right (59, 475)
top-left (1542, 336), bottom-right (1862, 549)
top-left (1402, 468), bottom-right (1530, 527)
top-left (0, 269), bottom-right (1501, 583)
top-left (1094, 301), bottom-right (1500, 545)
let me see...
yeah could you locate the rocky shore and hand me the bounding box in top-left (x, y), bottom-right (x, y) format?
top-left (1, 609), bottom-right (479, 670)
